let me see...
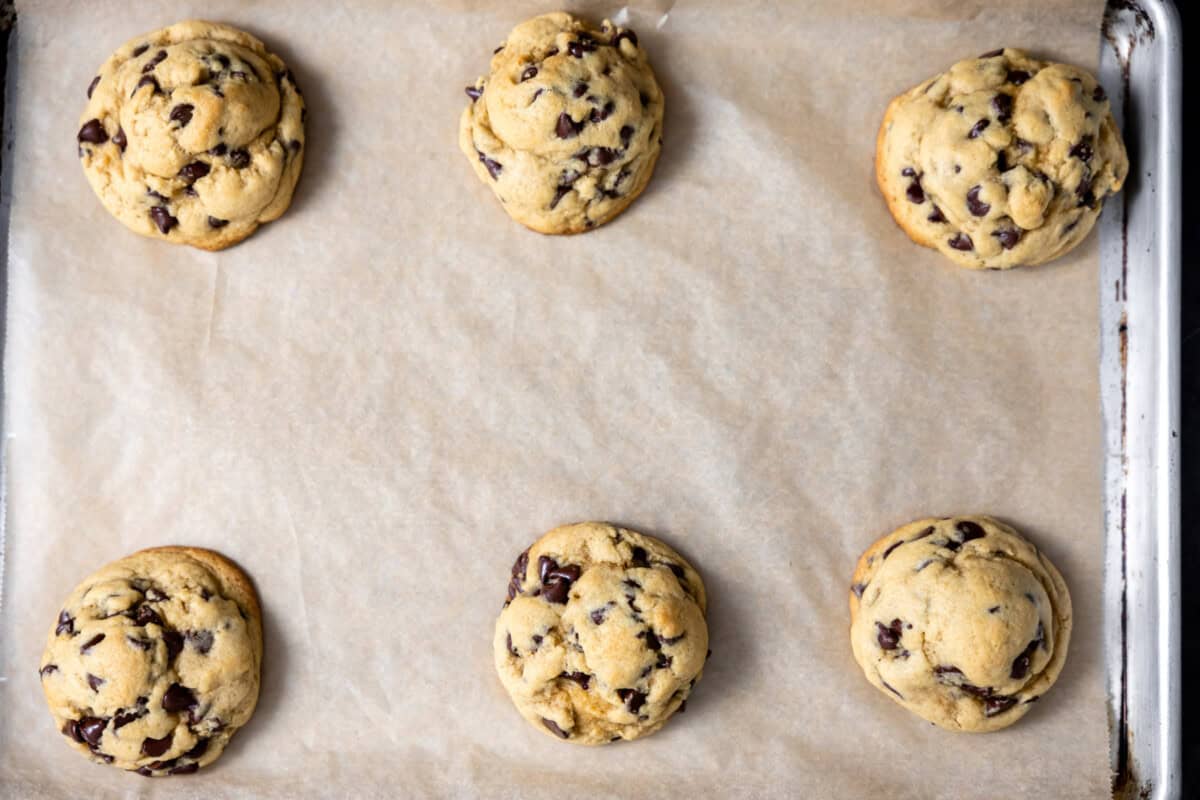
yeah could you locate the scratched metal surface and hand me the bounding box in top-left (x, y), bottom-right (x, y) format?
top-left (1098, 1), bottom-right (1182, 798)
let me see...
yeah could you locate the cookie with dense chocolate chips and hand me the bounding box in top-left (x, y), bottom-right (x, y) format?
top-left (39, 547), bottom-right (262, 775)
top-left (876, 48), bottom-right (1127, 269)
top-left (848, 516), bottom-right (1072, 732)
top-left (77, 20), bottom-right (305, 250)
top-left (459, 12), bottom-right (664, 234)
top-left (494, 522), bottom-right (707, 744)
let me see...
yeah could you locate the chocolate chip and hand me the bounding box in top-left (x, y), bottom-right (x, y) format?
top-left (133, 605), bottom-right (162, 626)
top-left (568, 41), bottom-right (586, 58)
top-left (505, 633), bottom-right (517, 657)
top-left (927, 205), bottom-right (947, 223)
top-left (39, 663), bottom-right (58, 677)
top-left (80, 633), bottom-right (105, 653)
top-left (149, 206), bottom-right (179, 235)
top-left (560, 672), bottom-right (591, 689)
top-left (901, 167), bottom-right (916, 177)
top-left (520, 66), bottom-right (538, 82)
top-left (178, 161), bottom-right (210, 183)
top-left (966, 186), bottom-right (990, 217)
top-left (639, 92), bottom-right (649, 108)
top-left (851, 583), bottom-right (867, 598)
top-left (87, 75), bottom-right (101, 98)
top-left (570, 82), bottom-right (589, 99)
top-left (640, 631), bottom-right (662, 650)
top-left (995, 150), bottom-right (1009, 172)
top-left (656, 653), bottom-right (673, 669)
top-left (968, 119), bottom-right (990, 139)
top-left (493, 45), bottom-right (504, 54)
top-left (135, 767), bottom-right (154, 777)
top-left (555, 112), bottom-right (583, 139)
top-left (1006, 69), bottom-right (1032, 85)
top-left (992, 93), bottom-right (1013, 123)
top-left (207, 143), bottom-right (228, 158)
top-left (948, 233), bottom-right (974, 251)
top-left (229, 148), bottom-right (251, 169)
top-left (87, 673), bottom-right (105, 692)
top-left (905, 177), bottom-right (925, 204)
top-left (542, 580), bottom-right (570, 604)
top-left (628, 546), bottom-right (650, 568)
top-left (215, 54), bottom-right (231, 70)
top-left (109, 126), bottom-right (128, 153)
top-left (113, 707), bottom-right (146, 729)
top-left (126, 635), bottom-right (153, 651)
top-left (163, 630), bottom-right (184, 661)
top-left (1070, 136), bottom-right (1094, 162)
top-left (56, 610), bottom-right (75, 636)
top-left (230, 70), bottom-right (250, 81)
top-left (1076, 175), bottom-right (1096, 208)
top-left (163, 683), bottom-right (197, 713)
top-left (142, 50), bottom-right (167, 73)
top-left (880, 680), bottom-right (903, 699)
top-left (465, 86), bottom-right (482, 100)
top-left (170, 763), bottom-right (200, 775)
top-left (132, 44), bottom-right (149, 57)
top-left (78, 716), bottom-right (107, 746)
top-left (63, 719), bottom-right (85, 743)
top-left (954, 521), bottom-right (985, 543)
top-left (876, 619), bottom-right (903, 650)
top-left (612, 30), bottom-right (639, 49)
top-left (184, 738), bottom-right (209, 759)
top-left (477, 150), bottom-right (502, 180)
top-left (541, 718), bottom-right (569, 738)
top-left (626, 594), bottom-right (642, 613)
top-left (141, 732), bottom-right (174, 757)
top-left (882, 540), bottom-right (904, 559)
top-left (550, 184), bottom-right (572, 210)
top-left (203, 216), bottom-right (229, 230)
top-left (133, 75), bottom-right (160, 96)
top-left (914, 558), bottom-right (937, 571)
top-left (1093, 85), bottom-right (1107, 102)
top-left (933, 665), bottom-right (963, 677)
top-left (662, 632), bottom-right (686, 645)
top-left (984, 696), bottom-right (1018, 716)
top-left (77, 119), bottom-right (107, 144)
top-left (979, 48), bottom-right (1004, 58)
top-left (186, 630), bottom-right (214, 655)
top-left (620, 125), bottom-right (635, 145)
top-left (616, 689), bottom-right (647, 713)
top-left (169, 104), bottom-right (194, 127)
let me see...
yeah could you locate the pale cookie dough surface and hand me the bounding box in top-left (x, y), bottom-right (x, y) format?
top-left (876, 48), bottom-right (1127, 269)
top-left (494, 522), bottom-right (707, 745)
top-left (39, 547), bottom-right (263, 776)
top-left (848, 516), bottom-right (1072, 732)
top-left (460, 12), bottom-right (664, 234)
top-left (77, 20), bottom-right (305, 250)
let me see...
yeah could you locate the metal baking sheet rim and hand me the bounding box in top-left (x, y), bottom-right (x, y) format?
top-left (0, 2), bottom-right (1183, 797)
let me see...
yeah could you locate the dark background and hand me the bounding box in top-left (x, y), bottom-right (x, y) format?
top-left (0, 3), bottom-right (1194, 797)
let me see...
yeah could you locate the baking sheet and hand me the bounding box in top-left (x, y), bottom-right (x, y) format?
top-left (0, 1), bottom-right (1112, 797)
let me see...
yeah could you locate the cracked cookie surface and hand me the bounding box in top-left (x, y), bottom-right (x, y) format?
top-left (876, 48), bottom-right (1126, 269)
top-left (494, 522), bottom-right (707, 744)
top-left (459, 12), bottom-right (664, 234)
top-left (77, 20), bottom-right (305, 250)
top-left (848, 516), bottom-right (1072, 732)
top-left (40, 547), bottom-right (262, 776)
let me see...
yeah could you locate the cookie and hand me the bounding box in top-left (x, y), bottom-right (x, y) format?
top-left (848, 516), bottom-right (1072, 732)
top-left (459, 12), bottom-right (664, 234)
top-left (494, 522), bottom-right (707, 744)
top-left (39, 547), bottom-right (263, 776)
top-left (76, 20), bottom-right (305, 250)
top-left (875, 48), bottom-right (1126, 269)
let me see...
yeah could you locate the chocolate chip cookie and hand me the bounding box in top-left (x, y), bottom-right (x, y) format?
top-left (77, 20), bottom-right (305, 250)
top-left (459, 12), bottom-right (664, 234)
top-left (876, 48), bottom-right (1127, 269)
top-left (494, 522), bottom-right (707, 744)
top-left (39, 547), bottom-right (262, 776)
top-left (848, 516), bottom-right (1072, 732)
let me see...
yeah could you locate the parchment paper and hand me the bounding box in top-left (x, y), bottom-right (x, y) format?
top-left (1, 1), bottom-right (1112, 797)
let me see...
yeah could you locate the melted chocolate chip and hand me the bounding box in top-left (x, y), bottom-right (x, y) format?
top-left (133, 75), bottom-right (160, 96)
top-left (141, 732), bottom-right (174, 757)
top-left (229, 148), bottom-right (251, 169)
top-left (1070, 137), bottom-right (1094, 162)
top-left (133, 605), bottom-right (162, 626)
top-left (927, 205), bottom-right (947, 223)
top-left (541, 718), bottom-right (569, 738)
top-left (163, 630), bottom-right (184, 661)
top-left (178, 161), bottom-right (210, 183)
top-left (78, 716), bottom-right (107, 746)
top-left (465, 85), bottom-right (482, 101)
top-left (80, 633), bottom-right (106, 653)
top-left (169, 104), bottom-right (194, 127)
top-left (149, 206), bottom-right (179, 235)
top-left (87, 673), bottom-right (105, 692)
top-left (142, 50), bottom-right (167, 73)
top-left (560, 671), bottom-right (591, 689)
top-left (1006, 69), bottom-right (1032, 85)
top-left (948, 233), bottom-right (974, 251)
top-left (56, 610), bottom-right (75, 637)
top-left (992, 93), bottom-right (1013, 123)
top-left (87, 75), bottom-right (101, 98)
top-left (640, 631), bottom-right (662, 651)
top-left (113, 707), bottom-right (146, 729)
top-left (507, 549), bottom-right (529, 602)
top-left (555, 112), bottom-right (583, 139)
top-left (616, 689), bottom-right (647, 713)
top-left (968, 119), bottom-right (990, 139)
top-left (77, 119), bottom-right (108, 145)
top-left (876, 619), bottom-right (904, 650)
top-left (966, 186), bottom-right (990, 217)
top-left (162, 683), bottom-right (197, 713)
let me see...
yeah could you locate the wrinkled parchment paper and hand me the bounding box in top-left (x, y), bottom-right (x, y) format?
top-left (1, 1), bottom-right (1112, 796)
